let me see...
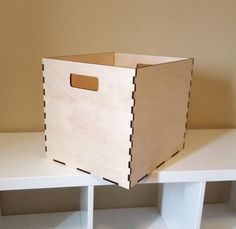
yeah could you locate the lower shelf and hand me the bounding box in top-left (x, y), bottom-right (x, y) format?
top-left (1, 204), bottom-right (235, 229)
top-left (0, 211), bottom-right (82, 229)
top-left (201, 204), bottom-right (236, 229)
top-left (94, 207), bottom-right (168, 229)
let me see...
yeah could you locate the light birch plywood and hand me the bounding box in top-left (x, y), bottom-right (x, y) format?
top-left (130, 59), bottom-right (193, 186)
top-left (115, 53), bottom-right (187, 68)
top-left (43, 58), bottom-right (135, 189)
top-left (51, 52), bottom-right (115, 67)
top-left (51, 52), bottom-right (186, 69)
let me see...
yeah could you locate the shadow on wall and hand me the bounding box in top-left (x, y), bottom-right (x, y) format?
top-left (188, 69), bottom-right (235, 129)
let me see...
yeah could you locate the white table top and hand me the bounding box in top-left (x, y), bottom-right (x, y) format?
top-left (143, 129), bottom-right (236, 184)
top-left (0, 129), bottom-right (235, 191)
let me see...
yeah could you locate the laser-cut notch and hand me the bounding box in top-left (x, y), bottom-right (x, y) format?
top-left (130, 154), bottom-right (133, 161)
top-left (129, 135), bottom-right (132, 142)
top-left (129, 148), bottom-right (132, 155)
top-left (70, 73), bottom-right (99, 91)
top-left (156, 161), bottom-right (165, 168)
top-left (103, 177), bottom-right (118, 185)
top-left (171, 150), bottom-right (179, 158)
top-left (132, 76), bottom-right (136, 84)
top-left (130, 120), bottom-right (133, 128)
top-left (77, 167), bottom-right (91, 174)
top-left (131, 106), bottom-right (134, 113)
top-left (137, 173), bottom-right (148, 183)
top-left (128, 161), bottom-right (131, 168)
top-left (53, 159), bottom-right (66, 165)
top-left (131, 91), bottom-right (135, 99)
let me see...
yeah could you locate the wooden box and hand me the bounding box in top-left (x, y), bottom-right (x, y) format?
top-left (42, 52), bottom-right (193, 189)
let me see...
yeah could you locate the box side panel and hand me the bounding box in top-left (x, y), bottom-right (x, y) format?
top-left (48, 52), bottom-right (115, 66)
top-left (130, 59), bottom-right (194, 187)
top-left (115, 53), bottom-right (187, 68)
top-left (42, 59), bottom-right (135, 189)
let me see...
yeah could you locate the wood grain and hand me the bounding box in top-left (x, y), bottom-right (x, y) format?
top-left (43, 58), bottom-right (135, 188)
top-left (43, 53), bottom-right (193, 189)
top-left (130, 59), bottom-right (193, 186)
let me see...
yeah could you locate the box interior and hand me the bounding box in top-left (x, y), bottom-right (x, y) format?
top-left (49, 52), bottom-right (187, 69)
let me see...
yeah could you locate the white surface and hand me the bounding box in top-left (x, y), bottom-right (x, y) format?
top-left (94, 207), bottom-right (168, 229)
top-left (159, 182), bottom-right (206, 229)
top-left (0, 133), bottom-right (108, 191)
top-left (1, 205), bottom-right (235, 229)
top-left (0, 129), bottom-right (236, 190)
top-left (201, 204), bottom-right (236, 229)
top-left (0, 211), bottom-right (82, 229)
top-left (143, 129), bottom-right (236, 183)
top-left (80, 186), bottom-right (94, 229)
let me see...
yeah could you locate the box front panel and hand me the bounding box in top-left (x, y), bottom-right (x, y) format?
top-left (43, 59), bottom-right (135, 188)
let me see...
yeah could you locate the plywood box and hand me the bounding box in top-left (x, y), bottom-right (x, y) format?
top-left (42, 52), bottom-right (194, 189)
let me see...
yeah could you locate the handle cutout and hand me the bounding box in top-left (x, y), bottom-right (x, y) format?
top-left (70, 74), bottom-right (99, 91)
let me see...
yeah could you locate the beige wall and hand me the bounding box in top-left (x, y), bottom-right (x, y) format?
top-left (0, 0), bottom-right (236, 131)
top-left (0, 0), bottom-right (235, 214)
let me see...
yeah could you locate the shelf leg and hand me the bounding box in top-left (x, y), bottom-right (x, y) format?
top-left (229, 181), bottom-right (236, 209)
top-left (80, 186), bottom-right (94, 229)
top-left (0, 192), bottom-right (2, 216)
top-left (158, 182), bottom-right (206, 229)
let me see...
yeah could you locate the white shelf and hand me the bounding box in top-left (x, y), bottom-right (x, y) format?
top-left (143, 129), bottom-right (236, 183)
top-left (2, 205), bottom-right (235, 229)
top-left (0, 211), bottom-right (82, 229)
top-left (0, 129), bottom-right (236, 190)
top-left (94, 207), bottom-right (168, 229)
top-left (0, 130), bottom-right (236, 229)
top-left (0, 133), bottom-right (107, 191)
top-left (201, 204), bottom-right (236, 229)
